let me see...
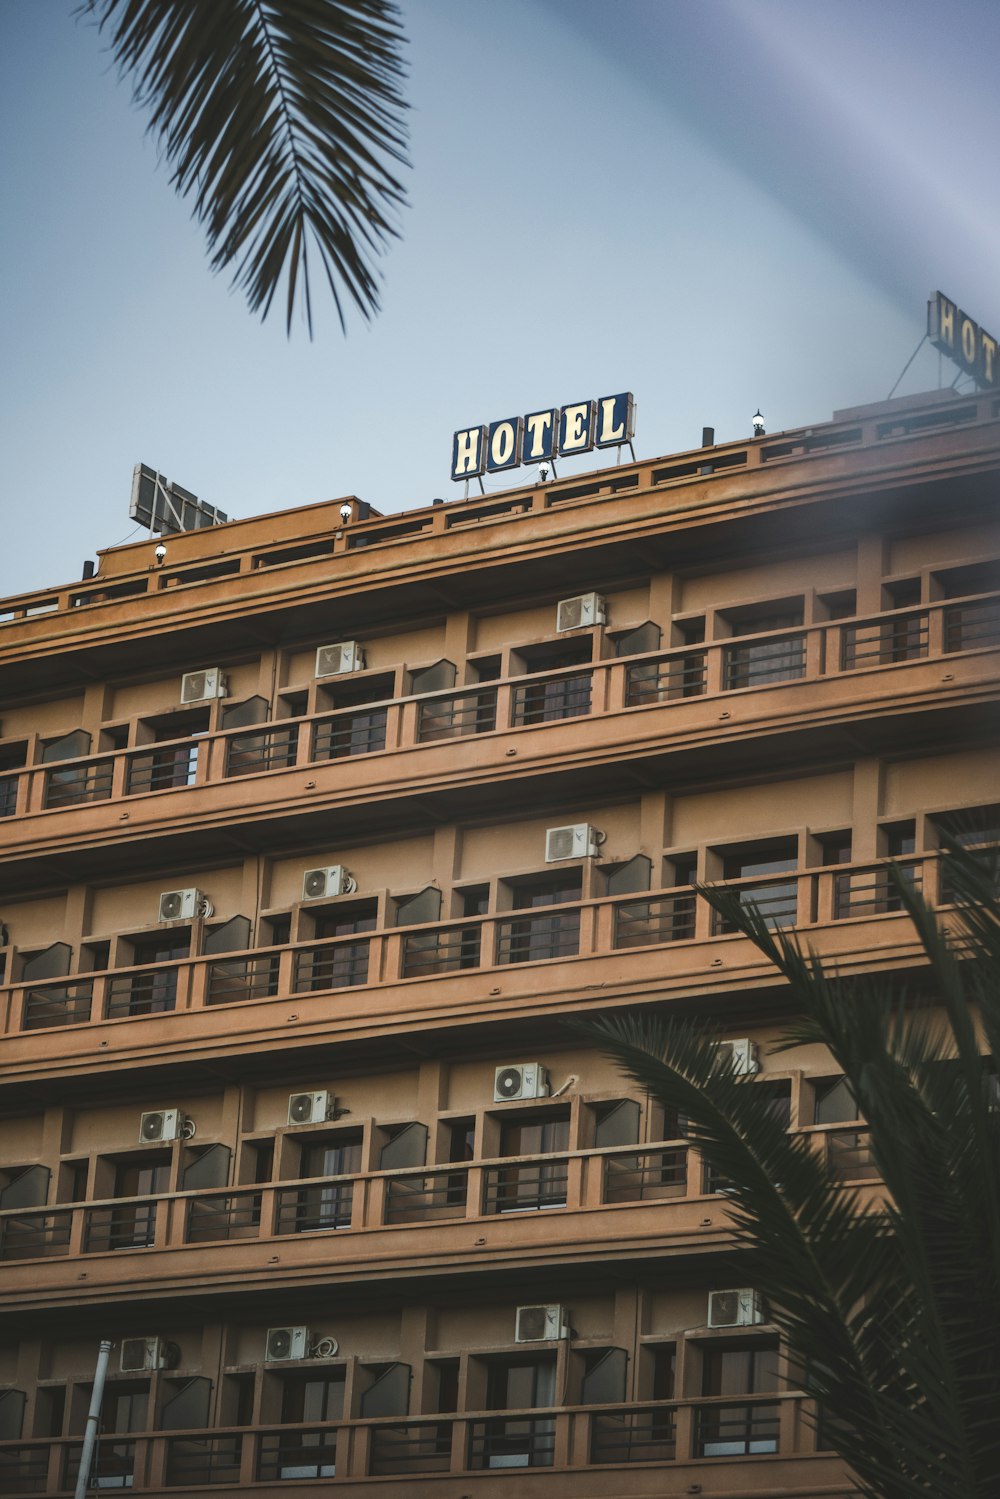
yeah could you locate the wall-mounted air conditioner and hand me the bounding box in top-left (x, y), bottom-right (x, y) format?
top-left (158, 887), bottom-right (212, 922)
top-left (287, 1091), bottom-right (336, 1126)
top-left (556, 593), bottom-right (605, 632)
top-left (544, 823), bottom-right (603, 863)
top-left (315, 642), bottom-right (365, 678)
top-left (707, 1289), bottom-right (765, 1328)
top-left (139, 1109), bottom-right (192, 1143)
top-left (494, 1063), bottom-right (549, 1102)
top-left (301, 866), bottom-right (356, 902)
top-left (265, 1326), bottom-right (312, 1362)
top-left (180, 668), bottom-right (226, 703)
top-left (713, 1039), bottom-right (759, 1076)
top-left (119, 1336), bottom-right (180, 1372)
top-left (515, 1305), bottom-right (569, 1342)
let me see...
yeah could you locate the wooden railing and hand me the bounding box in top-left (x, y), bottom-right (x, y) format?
top-left (0, 1128), bottom-right (879, 1266)
top-left (2, 383), bottom-right (995, 627)
top-left (0, 852), bottom-right (948, 1037)
top-left (0, 591), bottom-right (995, 823)
top-left (0, 1392), bottom-right (817, 1490)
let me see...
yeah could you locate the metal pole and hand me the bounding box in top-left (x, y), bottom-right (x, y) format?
top-left (74, 1339), bottom-right (112, 1499)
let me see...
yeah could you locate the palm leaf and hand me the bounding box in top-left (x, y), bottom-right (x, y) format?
top-left (80, 0), bottom-right (409, 333)
top-left (576, 844), bottom-right (1000, 1498)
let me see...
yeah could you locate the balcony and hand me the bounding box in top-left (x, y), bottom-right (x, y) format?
top-left (0, 591), bottom-right (995, 861)
top-left (0, 852), bottom-right (955, 1064)
top-left (0, 1130), bottom-right (877, 1292)
top-left (0, 1393), bottom-right (827, 1491)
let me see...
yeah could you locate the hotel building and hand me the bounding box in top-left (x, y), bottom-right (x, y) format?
top-left (0, 385), bottom-right (997, 1496)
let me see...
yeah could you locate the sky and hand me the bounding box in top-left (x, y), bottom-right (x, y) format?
top-left (2, 0), bottom-right (1000, 596)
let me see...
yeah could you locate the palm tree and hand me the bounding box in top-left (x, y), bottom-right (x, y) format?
top-left (81, 0), bottom-right (409, 334)
top-left (578, 842), bottom-right (1000, 1499)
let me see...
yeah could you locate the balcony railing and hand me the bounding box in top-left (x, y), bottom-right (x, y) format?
top-left (0, 1209), bottom-right (73, 1261)
top-left (43, 757), bottom-right (114, 808)
top-left (384, 1169), bottom-right (469, 1224)
top-left (206, 953), bottom-right (280, 1005)
top-left (164, 1433), bottom-right (242, 1486)
top-left (312, 707), bottom-right (388, 761)
top-left (0, 1128), bottom-right (879, 1267)
top-left (511, 668), bottom-right (591, 725)
top-left (126, 744), bottom-right (199, 794)
top-left (84, 1200), bottom-right (159, 1253)
top-left (257, 1426), bottom-right (337, 1480)
top-left (496, 908), bottom-right (580, 965)
top-left (4, 589), bottom-right (994, 828)
top-left (105, 964), bottom-right (178, 1018)
top-left (274, 1178), bottom-right (355, 1234)
top-left (590, 1404), bottom-right (677, 1463)
top-left (468, 1414), bottom-right (556, 1470)
top-left (225, 725), bottom-right (297, 777)
top-left (603, 1146), bottom-right (687, 1203)
top-left (401, 921), bottom-right (481, 977)
top-left (22, 980), bottom-right (93, 1030)
top-left (695, 1398), bottom-right (780, 1457)
top-left (0, 850), bottom-right (971, 1042)
top-left (0, 1392), bottom-right (819, 1488)
top-left (416, 688), bottom-right (496, 741)
top-left (826, 1128), bottom-right (878, 1180)
top-left (369, 1421), bottom-right (451, 1476)
top-left (292, 937), bottom-right (369, 992)
top-left (482, 1157), bottom-right (570, 1214)
top-left (842, 608), bottom-right (928, 669)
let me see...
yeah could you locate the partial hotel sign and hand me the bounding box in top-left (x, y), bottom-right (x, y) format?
top-left (928, 291), bottom-right (999, 390)
top-left (452, 392), bottom-right (635, 481)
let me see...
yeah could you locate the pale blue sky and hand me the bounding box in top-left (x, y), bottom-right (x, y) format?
top-left (2, 0), bottom-right (999, 595)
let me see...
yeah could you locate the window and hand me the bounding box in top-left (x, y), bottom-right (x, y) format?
top-left (511, 639), bottom-right (592, 724)
top-left (471, 1359), bottom-right (557, 1469)
top-left (722, 600), bottom-right (805, 689)
top-left (813, 1076), bottom-right (859, 1126)
top-left (486, 1112), bottom-right (570, 1214)
top-left (716, 840), bottom-right (799, 930)
top-left (698, 1341), bottom-right (780, 1457)
top-left (497, 875), bottom-right (582, 964)
top-left (290, 1132), bottom-right (362, 1232)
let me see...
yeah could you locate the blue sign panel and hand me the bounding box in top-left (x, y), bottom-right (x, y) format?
top-left (452, 425), bottom-right (487, 479)
top-left (453, 393), bottom-right (633, 481)
top-left (486, 417), bottom-right (524, 473)
top-left (595, 392), bottom-right (635, 448)
top-left (521, 408), bottom-right (559, 465)
top-left (559, 400), bottom-right (595, 454)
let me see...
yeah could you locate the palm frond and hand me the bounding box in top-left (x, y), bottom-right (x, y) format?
top-left (81, 0), bottom-right (409, 333)
top-left (575, 844), bottom-right (1000, 1498)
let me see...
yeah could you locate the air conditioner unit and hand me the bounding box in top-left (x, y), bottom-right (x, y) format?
top-left (301, 865), bottom-right (357, 902)
top-left (158, 887), bottom-right (211, 923)
top-left (515, 1304), bottom-right (569, 1343)
top-left (714, 1038), bottom-right (760, 1076)
top-left (287, 1090), bottom-right (336, 1126)
top-left (180, 668), bottom-right (226, 704)
top-left (266, 1326), bottom-right (312, 1362)
top-left (494, 1063), bottom-right (549, 1103)
top-left (708, 1289), bottom-right (765, 1328)
top-left (315, 642), bottom-right (365, 678)
top-left (544, 823), bottom-right (603, 863)
top-left (120, 1336), bottom-right (180, 1373)
top-left (556, 592), bottom-right (605, 633)
top-left (139, 1108), bottom-right (188, 1143)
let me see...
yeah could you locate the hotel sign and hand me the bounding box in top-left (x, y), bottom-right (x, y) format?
top-left (928, 291), bottom-right (999, 389)
top-left (452, 392), bottom-right (635, 481)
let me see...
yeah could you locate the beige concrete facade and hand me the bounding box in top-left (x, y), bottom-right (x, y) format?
top-left (0, 386), bottom-right (997, 1495)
